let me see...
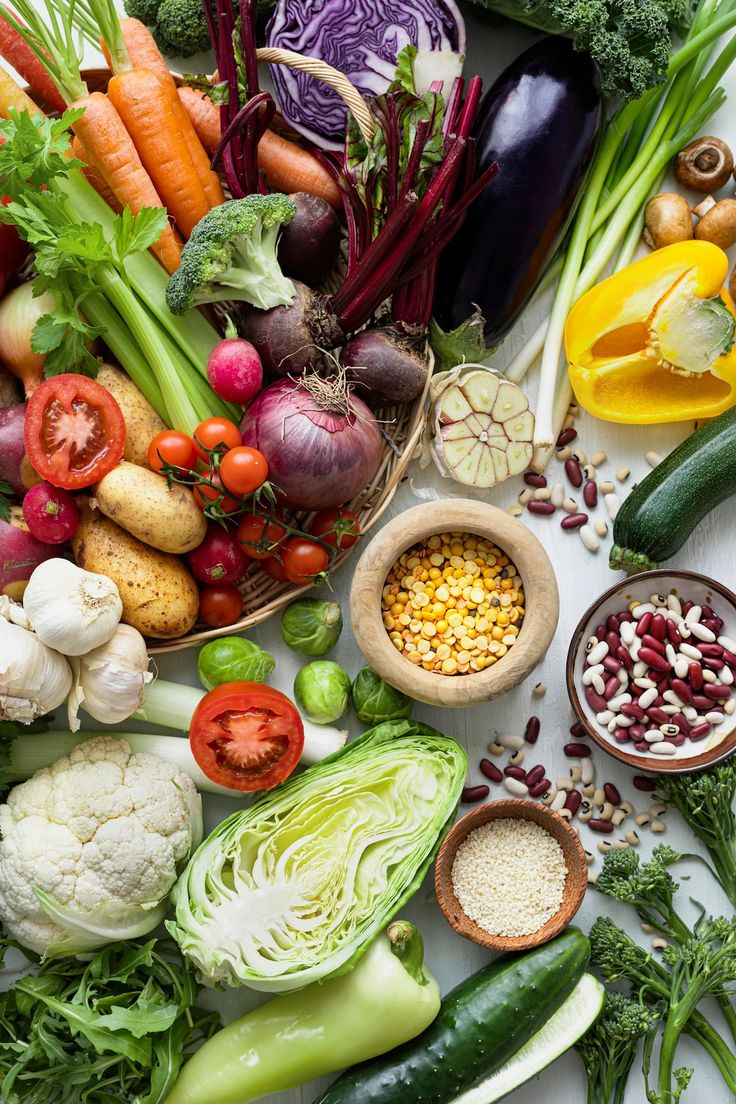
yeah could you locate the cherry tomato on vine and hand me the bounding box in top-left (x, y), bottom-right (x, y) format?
top-left (237, 513), bottom-right (286, 559)
top-left (281, 537), bottom-right (329, 585)
top-left (310, 508), bottom-right (360, 550)
top-left (220, 446), bottom-right (269, 496)
top-left (147, 430), bottom-right (197, 476)
top-left (193, 474), bottom-right (240, 514)
top-left (190, 681), bottom-right (304, 791)
top-left (198, 584), bottom-right (244, 627)
top-left (262, 556), bottom-right (288, 582)
top-left (193, 416), bottom-right (241, 461)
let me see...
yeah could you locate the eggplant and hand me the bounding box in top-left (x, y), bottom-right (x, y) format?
top-left (434, 36), bottom-right (602, 350)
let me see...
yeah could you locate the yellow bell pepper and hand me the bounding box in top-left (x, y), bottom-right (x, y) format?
top-left (565, 240), bottom-right (736, 423)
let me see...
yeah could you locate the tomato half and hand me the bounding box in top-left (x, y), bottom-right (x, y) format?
top-left (193, 417), bottom-right (241, 461)
top-left (282, 536), bottom-right (329, 584)
top-left (237, 512), bottom-right (286, 559)
top-left (310, 508), bottom-right (360, 550)
top-left (220, 446), bottom-right (268, 496)
top-left (24, 375), bottom-right (126, 490)
top-left (147, 430), bottom-right (197, 475)
top-left (190, 681), bottom-right (304, 791)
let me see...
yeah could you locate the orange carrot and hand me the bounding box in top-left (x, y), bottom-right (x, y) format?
top-left (108, 67), bottom-right (211, 239)
top-left (71, 91), bottom-right (183, 273)
top-left (178, 85), bottom-right (343, 209)
top-left (0, 60), bottom-right (43, 117)
top-left (106, 19), bottom-right (224, 210)
top-left (0, 14), bottom-right (66, 112)
top-left (71, 134), bottom-right (122, 213)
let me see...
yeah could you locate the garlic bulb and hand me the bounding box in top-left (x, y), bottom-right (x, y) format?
top-left (0, 615), bottom-right (73, 723)
top-left (23, 558), bottom-right (122, 656)
top-left (67, 624), bottom-right (153, 732)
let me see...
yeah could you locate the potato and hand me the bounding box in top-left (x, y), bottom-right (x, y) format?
top-left (95, 461), bottom-right (207, 554)
top-left (96, 363), bottom-right (166, 467)
top-left (72, 503), bottom-right (199, 639)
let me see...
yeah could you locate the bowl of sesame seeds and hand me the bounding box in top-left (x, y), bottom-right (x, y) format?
top-left (349, 500), bottom-right (559, 707)
top-left (434, 799), bottom-right (588, 952)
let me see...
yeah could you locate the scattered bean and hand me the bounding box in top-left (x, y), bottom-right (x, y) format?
top-left (534, 487), bottom-right (552, 501)
top-left (580, 525), bottom-right (600, 552)
top-left (625, 830), bottom-right (640, 846)
top-left (645, 451), bottom-right (662, 468)
top-left (564, 742), bottom-right (592, 758)
top-left (528, 500), bottom-right (556, 516)
top-left (479, 759), bottom-right (503, 783)
top-left (650, 819), bottom-right (667, 833)
top-left (599, 480), bottom-right (616, 494)
top-left (503, 777), bottom-right (529, 797)
top-left (590, 450), bottom-right (607, 467)
top-left (524, 472), bottom-right (547, 487)
top-left (561, 512), bottom-right (588, 529)
top-left (524, 716), bottom-right (541, 744)
top-left (498, 733), bottom-right (524, 749)
top-left (556, 427), bottom-right (577, 446)
top-left (616, 466), bottom-right (630, 481)
top-left (604, 493), bottom-right (621, 520)
top-left (562, 497), bottom-right (579, 513)
top-left (594, 519), bottom-right (609, 538)
top-left (590, 819), bottom-right (614, 833)
top-left (652, 937), bottom-right (669, 950)
top-left (487, 741), bottom-right (505, 756)
top-left (462, 784), bottom-right (489, 803)
top-left (532, 682), bottom-right (547, 698)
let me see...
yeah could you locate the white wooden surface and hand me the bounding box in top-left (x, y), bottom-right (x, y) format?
top-left (23, 6), bottom-right (736, 1101)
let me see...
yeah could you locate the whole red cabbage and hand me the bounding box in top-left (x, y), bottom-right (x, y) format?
top-left (266, 0), bottom-right (466, 148)
top-left (240, 378), bottom-right (382, 510)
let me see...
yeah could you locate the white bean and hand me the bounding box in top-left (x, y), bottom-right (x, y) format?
top-left (581, 758), bottom-right (595, 785)
top-left (583, 663), bottom-right (605, 685)
top-left (674, 656), bottom-right (689, 679)
top-left (703, 671), bottom-right (718, 684)
top-left (718, 635), bottom-right (736, 651)
top-left (720, 665), bottom-right (734, 686)
top-left (550, 482), bottom-right (565, 507)
top-left (594, 520), bottom-right (609, 538)
top-left (725, 699), bottom-right (736, 715)
top-left (608, 693), bottom-right (632, 710)
top-left (498, 733), bottom-right (524, 749)
top-left (596, 710), bottom-right (615, 724)
top-left (690, 622), bottom-right (716, 642)
top-left (580, 525), bottom-right (600, 552)
top-left (634, 676), bottom-right (656, 689)
top-left (705, 711), bottom-right (725, 724)
top-left (587, 641), bottom-right (609, 665)
top-left (667, 594), bottom-right (682, 615)
top-left (599, 480), bottom-right (615, 494)
top-left (504, 777), bottom-right (529, 796)
top-left (632, 603), bottom-right (655, 618)
top-left (550, 790), bottom-right (567, 811)
top-left (638, 687), bottom-right (658, 709)
top-left (685, 605), bottom-right (702, 625)
top-left (663, 690), bottom-right (685, 708)
top-left (604, 493), bottom-right (621, 520)
top-left (651, 741), bottom-right (677, 756)
top-left (620, 622), bottom-right (636, 646)
top-left (679, 642), bottom-right (702, 660)
top-left (645, 451), bottom-right (662, 468)
top-left (615, 715), bottom-right (636, 727)
top-left (633, 661), bottom-right (648, 678)
top-left (644, 730), bottom-right (664, 743)
top-left (665, 644), bottom-right (677, 666)
top-left (683, 706), bottom-right (698, 722)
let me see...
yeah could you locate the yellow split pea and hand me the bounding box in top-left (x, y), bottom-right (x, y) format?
top-left (381, 532), bottom-right (525, 676)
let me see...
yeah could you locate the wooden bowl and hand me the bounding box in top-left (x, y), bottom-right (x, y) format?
top-left (349, 500), bottom-right (559, 707)
top-left (567, 569), bottom-right (736, 775)
top-left (434, 800), bottom-right (588, 953)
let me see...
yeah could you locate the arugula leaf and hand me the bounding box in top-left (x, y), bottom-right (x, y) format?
top-left (0, 481), bottom-right (13, 523)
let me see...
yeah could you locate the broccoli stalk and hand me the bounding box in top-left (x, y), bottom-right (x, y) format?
top-left (656, 762), bottom-right (736, 909)
top-left (576, 991), bottom-right (659, 1104)
top-left (465, 0), bottom-right (698, 101)
top-left (166, 196), bottom-right (297, 316)
top-left (589, 917), bottom-right (736, 1100)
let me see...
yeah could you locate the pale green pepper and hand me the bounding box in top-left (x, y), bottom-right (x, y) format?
top-left (165, 922), bottom-right (440, 1104)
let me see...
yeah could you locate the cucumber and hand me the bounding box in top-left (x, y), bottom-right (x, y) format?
top-left (455, 974), bottom-right (604, 1103)
top-left (610, 404), bottom-right (736, 574)
top-left (312, 927), bottom-right (590, 1104)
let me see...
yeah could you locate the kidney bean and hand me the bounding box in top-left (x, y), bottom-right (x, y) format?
top-left (479, 759), bottom-right (503, 783)
top-left (689, 662), bottom-right (704, 691)
top-left (635, 612), bottom-right (653, 637)
top-left (524, 716), bottom-right (541, 744)
top-left (561, 512), bottom-right (588, 529)
top-left (671, 712), bottom-right (692, 736)
top-left (698, 643), bottom-right (724, 657)
top-left (529, 777), bottom-right (551, 798)
top-left (641, 634), bottom-right (665, 654)
top-left (604, 676), bottom-right (621, 699)
top-left (704, 657), bottom-right (725, 671)
top-left (704, 617), bottom-right (724, 634)
top-left (589, 818), bottom-right (614, 833)
top-left (601, 782), bottom-right (620, 805)
top-left (585, 686), bottom-right (608, 711)
top-left (462, 784), bottom-right (489, 803)
top-left (565, 790), bottom-right (582, 814)
top-left (613, 727), bottom-right (632, 742)
top-left (583, 481), bottom-right (598, 509)
top-left (620, 703), bottom-right (645, 720)
top-left (606, 614), bottom-right (620, 633)
top-left (722, 648), bottom-right (736, 668)
top-left (666, 621), bottom-right (682, 646)
top-left (617, 646), bottom-right (635, 670)
top-left (646, 707), bottom-right (669, 725)
top-left (528, 501), bottom-right (556, 515)
top-left (633, 775), bottom-right (657, 791)
top-left (649, 614), bottom-right (667, 640)
top-left (670, 678), bottom-right (693, 704)
top-left (524, 472), bottom-right (547, 487)
top-left (689, 722), bottom-right (712, 740)
top-left (705, 684), bottom-right (731, 700)
top-left (701, 604), bottom-right (715, 619)
top-left (603, 656), bottom-right (623, 674)
top-left (692, 694), bottom-right (714, 708)
top-left (564, 742), bottom-right (592, 757)
top-left (525, 764), bottom-right (546, 787)
top-left (594, 623), bottom-right (607, 641)
top-left (639, 647), bottom-right (669, 672)
top-left (569, 720), bottom-right (586, 738)
top-left (671, 733), bottom-right (686, 746)
top-left (565, 458), bottom-right (583, 487)
top-left (557, 427), bottom-right (577, 446)
top-left (634, 741), bottom-right (650, 751)
top-left (630, 724), bottom-right (646, 740)
top-left (505, 765), bottom-right (527, 780)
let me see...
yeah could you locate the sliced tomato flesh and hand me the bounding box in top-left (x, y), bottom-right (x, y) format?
top-left (206, 707), bottom-right (291, 780)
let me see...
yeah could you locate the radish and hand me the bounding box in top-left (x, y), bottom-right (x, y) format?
top-left (0, 505), bottom-right (55, 599)
top-left (207, 318), bottom-right (264, 404)
top-left (22, 482), bottom-right (80, 544)
top-left (0, 403), bottom-right (28, 495)
top-left (188, 523), bottom-right (248, 585)
top-left (278, 193), bottom-right (342, 287)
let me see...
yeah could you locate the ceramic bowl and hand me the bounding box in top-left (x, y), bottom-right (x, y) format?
top-left (567, 569), bottom-right (736, 775)
top-left (434, 799), bottom-right (588, 953)
top-left (348, 499), bottom-right (559, 707)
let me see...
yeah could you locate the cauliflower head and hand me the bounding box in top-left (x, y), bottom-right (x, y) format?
top-left (0, 736), bottom-right (203, 956)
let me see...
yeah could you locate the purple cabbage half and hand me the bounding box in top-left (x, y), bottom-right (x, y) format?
top-left (266, 0), bottom-right (466, 149)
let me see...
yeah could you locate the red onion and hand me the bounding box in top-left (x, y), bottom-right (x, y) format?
top-left (240, 377), bottom-right (382, 510)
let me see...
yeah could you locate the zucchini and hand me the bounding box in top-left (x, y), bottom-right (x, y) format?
top-left (610, 404), bottom-right (736, 574)
top-left (312, 927), bottom-right (590, 1104)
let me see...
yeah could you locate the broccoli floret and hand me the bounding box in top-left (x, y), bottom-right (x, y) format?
top-left (123, 0), bottom-right (160, 29)
top-left (157, 0), bottom-right (211, 56)
top-left (166, 195), bottom-right (297, 316)
top-left (465, 0), bottom-right (692, 101)
top-left (596, 845), bottom-right (689, 943)
top-left (576, 990), bottom-right (659, 1104)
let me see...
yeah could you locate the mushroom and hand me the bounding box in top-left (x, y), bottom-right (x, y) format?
top-left (674, 136), bottom-right (734, 192)
top-left (730, 265), bottom-right (736, 303)
top-left (694, 197), bottom-right (736, 250)
top-left (643, 192), bottom-right (694, 249)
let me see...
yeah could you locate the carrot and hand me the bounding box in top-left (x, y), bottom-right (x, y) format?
top-left (0, 60), bottom-right (42, 117)
top-left (106, 19), bottom-right (224, 210)
top-left (71, 91), bottom-right (183, 273)
top-left (0, 14), bottom-right (65, 112)
top-left (178, 85), bottom-right (342, 209)
top-left (71, 134), bottom-right (122, 213)
top-left (107, 67), bottom-right (211, 239)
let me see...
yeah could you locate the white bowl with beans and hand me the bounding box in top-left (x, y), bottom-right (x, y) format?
top-left (566, 570), bottom-right (736, 774)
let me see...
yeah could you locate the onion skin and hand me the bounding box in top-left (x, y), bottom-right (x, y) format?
top-left (0, 283), bottom-right (55, 395)
top-left (239, 281), bottom-right (343, 377)
top-left (0, 403), bottom-right (29, 496)
top-left (0, 365), bottom-right (21, 409)
top-left (240, 378), bottom-right (382, 510)
top-left (341, 329), bottom-right (428, 406)
top-left (0, 505), bottom-right (55, 600)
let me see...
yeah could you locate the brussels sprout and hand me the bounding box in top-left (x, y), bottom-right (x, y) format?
top-left (351, 666), bottom-right (414, 724)
top-left (281, 598), bottom-right (343, 656)
top-left (197, 636), bottom-right (275, 690)
top-left (294, 660), bottom-right (351, 724)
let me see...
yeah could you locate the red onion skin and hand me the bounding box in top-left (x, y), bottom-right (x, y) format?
top-left (240, 378), bottom-right (382, 510)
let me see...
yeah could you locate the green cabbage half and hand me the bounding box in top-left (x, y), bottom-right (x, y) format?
top-left (168, 720), bottom-right (466, 991)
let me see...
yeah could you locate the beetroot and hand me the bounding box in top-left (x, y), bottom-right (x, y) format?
top-left (188, 524), bottom-right (248, 585)
top-left (341, 328), bottom-right (428, 406)
top-left (207, 326), bottom-right (263, 405)
top-left (278, 193), bottom-right (342, 287)
top-left (0, 505), bottom-right (55, 599)
top-left (239, 281), bottom-right (343, 377)
top-left (22, 482), bottom-right (80, 544)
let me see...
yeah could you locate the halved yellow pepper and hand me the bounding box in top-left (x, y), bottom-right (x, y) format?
top-left (565, 240), bottom-right (736, 423)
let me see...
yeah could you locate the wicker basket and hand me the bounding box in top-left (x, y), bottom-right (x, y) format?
top-left (74, 56), bottom-right (431, 653)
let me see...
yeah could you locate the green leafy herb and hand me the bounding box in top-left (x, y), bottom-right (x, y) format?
top-left (0, 481), bottom-right (14, 523)
top-left (0, 938), bottom-right (219, 1104)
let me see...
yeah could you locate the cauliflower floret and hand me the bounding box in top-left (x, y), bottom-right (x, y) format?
top-left (0, 736), bottom-right (203, 956)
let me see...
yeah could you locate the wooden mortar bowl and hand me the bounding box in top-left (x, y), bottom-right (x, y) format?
top-left (434, 799), bottom-right (588, 953)
top-left (349, 500), bottom-right (559, 707)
